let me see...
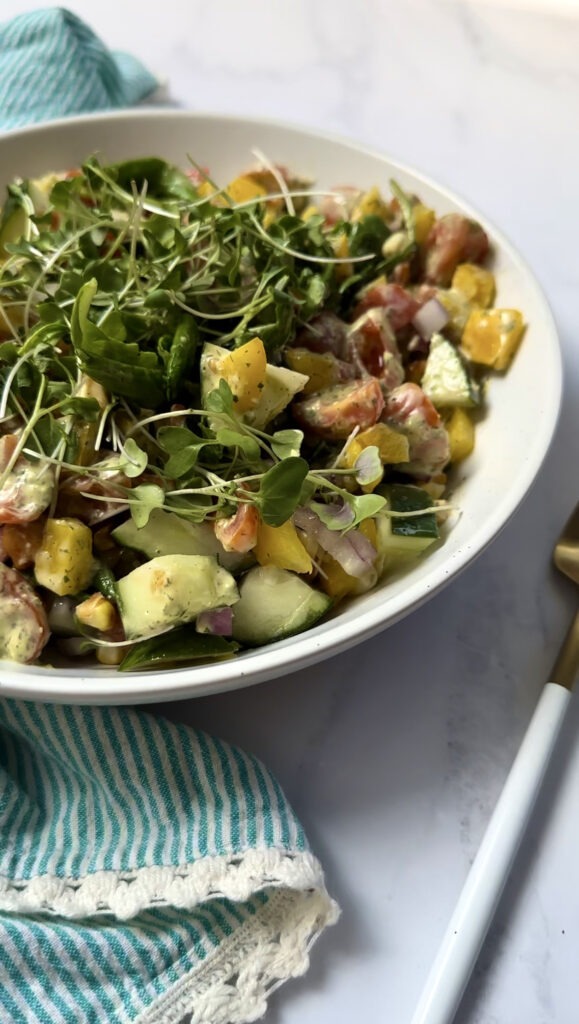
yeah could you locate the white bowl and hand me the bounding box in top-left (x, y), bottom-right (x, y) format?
top-left (0, 111), bottom-right (561, 703)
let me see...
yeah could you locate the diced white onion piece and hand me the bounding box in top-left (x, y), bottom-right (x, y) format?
top-left (412, 298), bottom-right (449, 339)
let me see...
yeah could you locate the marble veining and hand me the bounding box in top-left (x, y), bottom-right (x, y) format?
top-left (3, 0), bottom-right (579, 1020)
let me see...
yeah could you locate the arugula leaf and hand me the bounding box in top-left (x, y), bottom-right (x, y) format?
top-left (119, 627), bottom-right (238, 671)
top-left (166, 316), bottom-right (198, 401)
top-left (389, 179), bottom-right (416, 243)
top-left (29, 415), bottom-right (67, 456)
top-left (349, 215), bottom-right (390, 258)
top-left (71, 279), bottom-right (166, 408)
top-left (59, 396), bottom-right (101, 420)
top-left (109, 158), bottom-right (198, 202)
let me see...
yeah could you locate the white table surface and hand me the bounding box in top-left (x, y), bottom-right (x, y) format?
top-left (4, 1), bottom-right (579, 1021)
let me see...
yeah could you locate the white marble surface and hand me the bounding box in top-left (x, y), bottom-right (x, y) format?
top-left (4, 0), bottom-right (579, 1020)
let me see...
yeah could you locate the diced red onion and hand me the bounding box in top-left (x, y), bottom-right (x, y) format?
top-left (412, 297), bottom-right (449, 339)
top-left (310, 500), bottom-right (355, 529)
top-left (196, 607), bottom-right (234, 636)
top-left (84, 503), bottom-right (129, 526)
top-left (294, 507), bottom-right (376, 579)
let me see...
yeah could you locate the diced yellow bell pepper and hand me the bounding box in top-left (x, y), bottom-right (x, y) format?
top-left (419, 474), bottom-right (447, 500)
top-left (352, 186), bottom-right (389, 222)
top-left (74, 374), bottom-right (109, 466)
top-left (319, 530), bottom-right (378, 598)
top-left (255, 519), bottom-right (313, 574)
top-left (96, 646), bottom-right (124, 666)
top-left (262, 206), bottom-right (279, 230)
top-left (301, 204), bottom-right (319, 221)
top-left (462, 308), bottom-right (525, 370)
top-left (356, 423), bottom-right (410, 464)
top-left (75, 593), bottom-right (117, 632)
top-left (446, 407), bottom-right (475, 463)
top-left (319, 556), bottom-right (358, 600)
top-left (452, 263), bottom-right (496, 308)
top-left (436, 287), bottom-right (474, 342)
top-left (197, 181), bottom-right (215, 200)
top-left (340, 425), bottom-right (410, 494)
top-left (34, 518), bottom-right (93, 596)
top-left (226, 176), bottom-right (268, 205)
top-left (358, 517), bottom-right (378, 548)
top-left (332, 230), bottom-right (352, 281)
top-left (284, 348), bottom-right (341, 395)
top-left (413, 203), bottom-right (436, 246)
top-left (219, 337), bottom-right (268, 412)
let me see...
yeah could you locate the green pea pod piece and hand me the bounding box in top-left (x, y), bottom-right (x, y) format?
top-left (165, 316), bottom-right (198, 401)
top-left (93, 566), bottom-right (118, 602)
top-left (118, 626), bottom-right (239, 672)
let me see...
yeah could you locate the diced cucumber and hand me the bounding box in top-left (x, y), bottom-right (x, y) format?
top-left (232, 565), bottom-right (331, 647)
top-left (200, 341), bottom-right (307, 430)
top-left (421, 333), bottom-right (480, 408)
top-left (375, 483), bottom-right (439, 569)
top-left (116, 554), bottom-right (238, 639)
top-left (243, 364), bottom-right (308, 429)
top-left (112, 508), bottom-right (251, 574)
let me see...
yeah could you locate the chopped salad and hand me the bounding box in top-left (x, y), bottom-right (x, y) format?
top-left (0, 155), bottom-right (525, 670)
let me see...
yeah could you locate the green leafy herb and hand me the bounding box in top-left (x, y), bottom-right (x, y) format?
top-left (130, 483), bottom-right (166, 527)
top-left (270, 428), bottom-right (303, 460)
top-left (390, 179), bottom-right (416, 243)
top-left (121, 438), bottom-right (148, 479)
top-left (257, 457), bottom-right (309, 526)
top-left (71, 280), bottom-right (166, 408)
top-left (118, 627), bottom-right (239, 671)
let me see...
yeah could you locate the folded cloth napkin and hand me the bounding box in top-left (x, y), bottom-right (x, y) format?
top-left (0, 7), bottom-right (159, 131)
top-left (0, 699), bottom-right (338, 1023)
top-left (0, 10), bottom-right (337, 1021)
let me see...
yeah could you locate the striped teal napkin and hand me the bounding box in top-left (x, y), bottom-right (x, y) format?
top-left (0, 7), bottom-right (159, 131)
top-left (0, 9), bottom-right (337, 1021)
top-left (0, 699), bottom-right (338, 1023)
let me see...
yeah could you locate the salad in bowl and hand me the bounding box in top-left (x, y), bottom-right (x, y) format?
top-left (0, 143), bottom-right (527, 673)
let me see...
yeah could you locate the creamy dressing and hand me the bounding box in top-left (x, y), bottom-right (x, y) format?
top-left (0, 460), bottom-right (54, 524)
top-left (0, 594), bottom-right (40, 661)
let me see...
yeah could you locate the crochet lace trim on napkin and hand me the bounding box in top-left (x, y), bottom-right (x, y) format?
top-left (137, 886), bottom-right (338, 1024)
top-left (0, 847), bottom-right (326, 919)
top-left (0, 848), bottom-right (339, 1024)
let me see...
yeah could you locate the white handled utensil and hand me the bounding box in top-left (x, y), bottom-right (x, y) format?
top-left (411, 504), bottom-right (579, 1024)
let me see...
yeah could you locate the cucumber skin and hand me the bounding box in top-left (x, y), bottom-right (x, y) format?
top-left (232, 565), bottom-right (332, 647)
top-left (377, 483), bottom-right (439, 539)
